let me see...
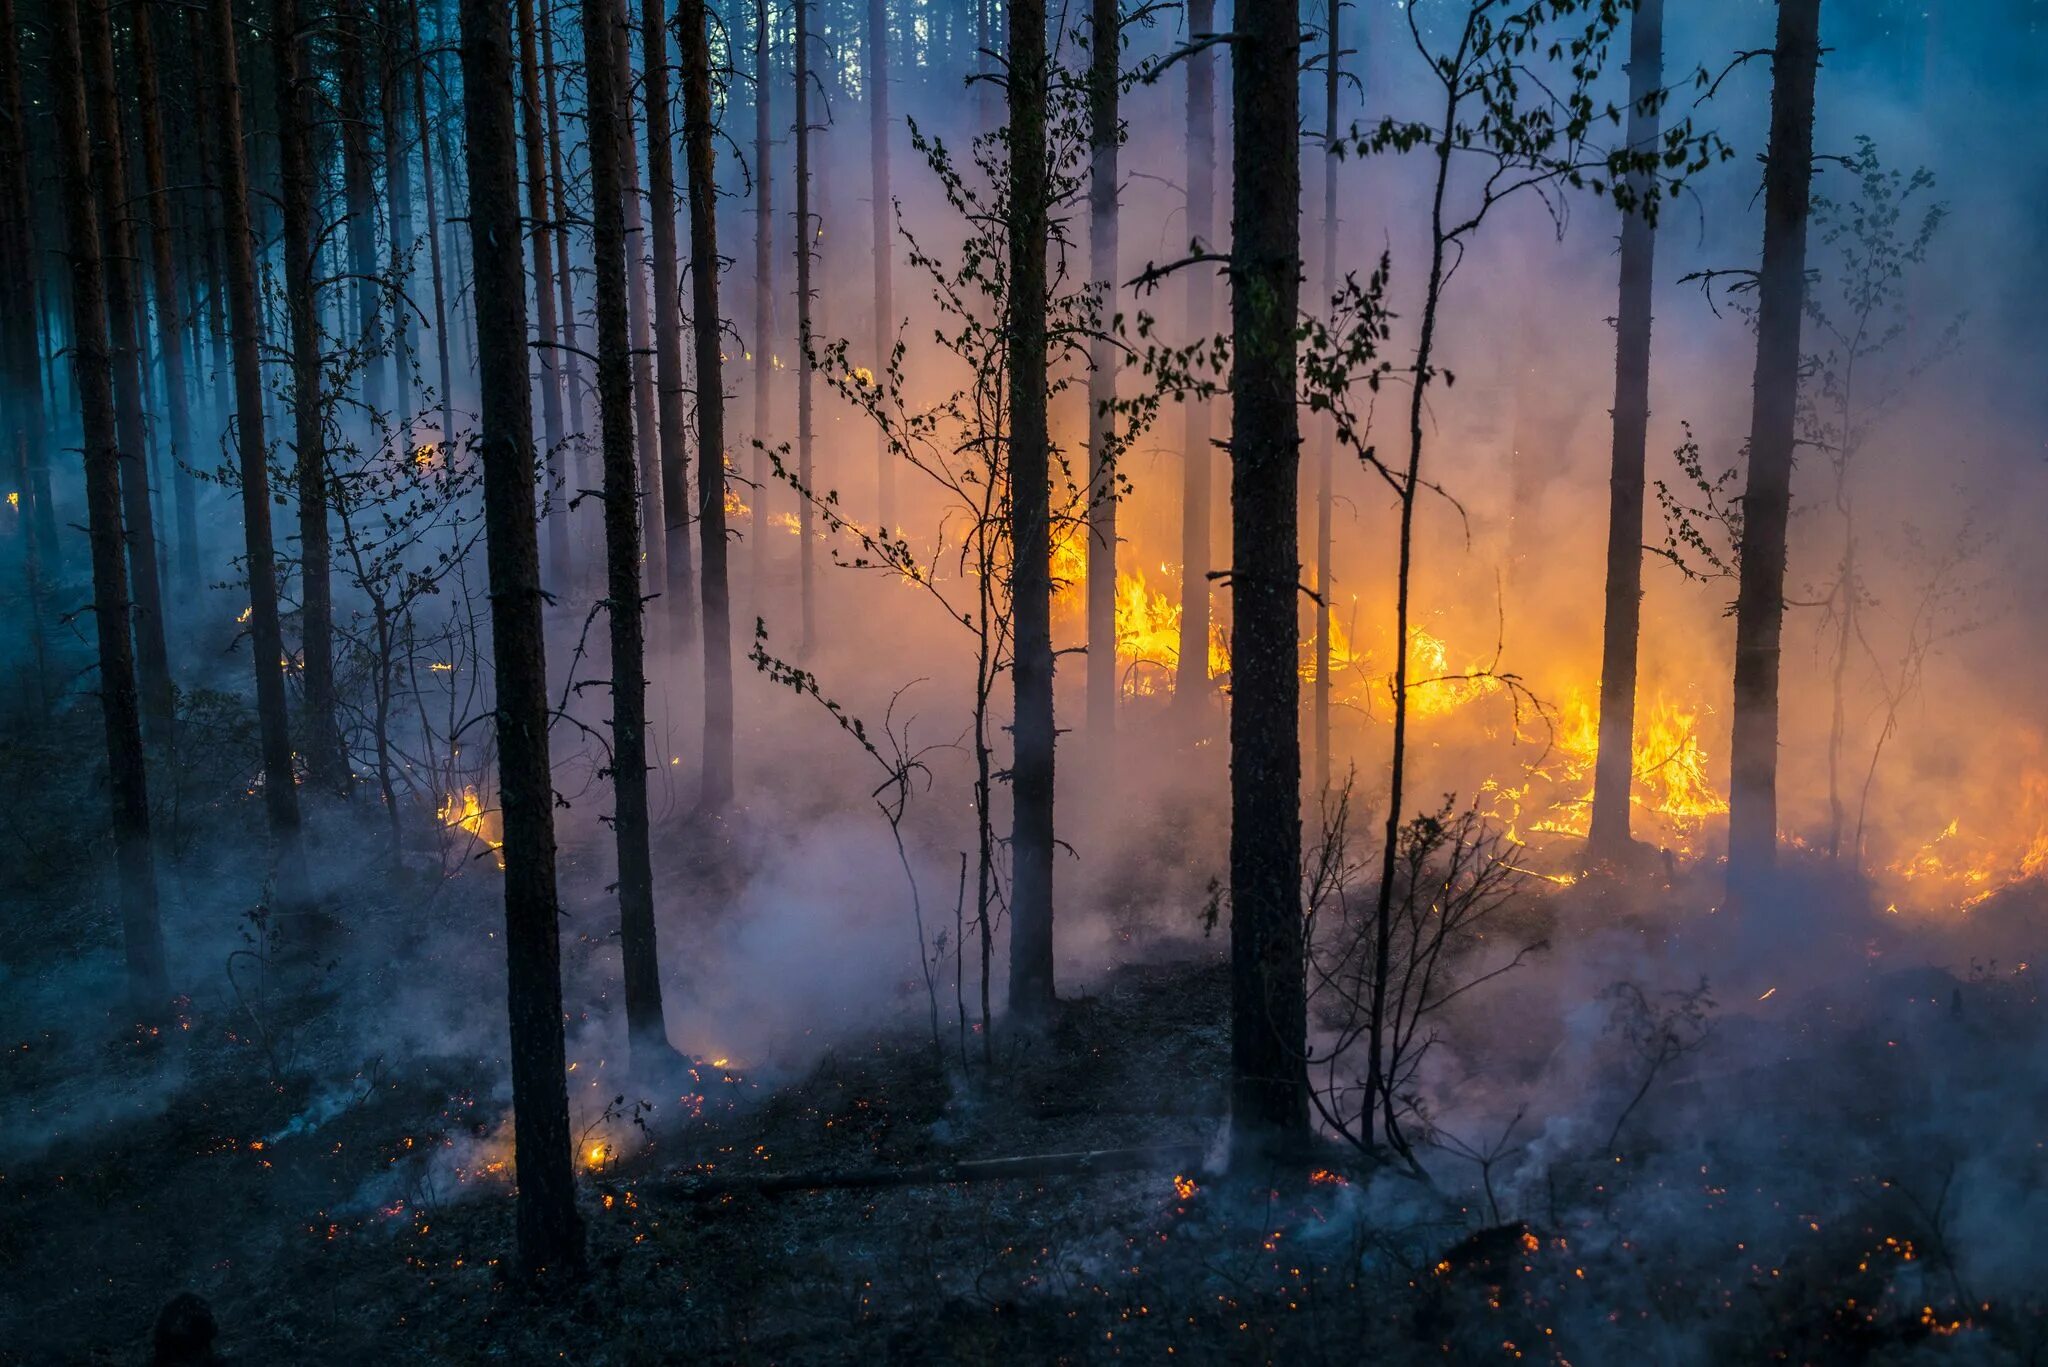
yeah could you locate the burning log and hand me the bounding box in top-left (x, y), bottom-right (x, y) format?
top-left (641, 1142), bottom-right (1209, 1202)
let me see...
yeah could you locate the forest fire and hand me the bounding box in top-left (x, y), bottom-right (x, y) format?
top-left (6, 0), bottom-right (2044, 1361)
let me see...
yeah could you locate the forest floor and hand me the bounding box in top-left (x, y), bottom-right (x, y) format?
top-left (9, 691), bottom-right (2048, 1363)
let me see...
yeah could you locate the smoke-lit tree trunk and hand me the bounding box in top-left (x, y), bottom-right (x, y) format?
top-left (585, 0), bottom-right (676, 1071)
top-left (81, 0), bottom-right (172, 734)
top-left (1312, 0), bottom-right (1339, 797)
top-left (644, 0), bottom-right (697, 637)
top-left (131, 1), bottom-right (200, 593)
top-left (411, 7), bottom-right (458, 446)
top-left (458, 0), bottom-right (587, 1279)
top-left (212, 0), bottom-right (301, 840)
top-left (52, 0), bottom-right (169, 1015)
top-left (794, 0), bottom-right (817, 652)
top-left (518, 0), bottom-right (571, 587)
top-left (382, 0), bottom-right (416, 431)
top-left (0, 0), bottom-right (57, 569)
top-left (1084, 0), bottom-right (1119, 749)
top-left (1006, 0), bottom-right (1056, 1021)
top-left (541, 0), bottom-right (586, 450)
top-left (613, 0), bottom-right (665, 594)
top-left (1728, 0), bottom-right (1823, 884)
top-left (1227, 0), bottom-right (1308, 1160)
top-left (868, 0), bottom-right (894, 532)
top-left (1588, 0), bottom-right (1666, 860)
top-left (1173, 0), bottom-right (1216, 721)
top-left (276, 0), bottom-right (347, 792)
top-left (751, 0), bottom-right (773, 594)
top-left (337, 0), bottom-right (385, 422)
top-left (680, 0), bottom-right (734, 807)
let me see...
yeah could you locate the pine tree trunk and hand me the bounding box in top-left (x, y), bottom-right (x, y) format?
top-left (518, 0), bottom-right (572, 587)
top-left (1228, 0), bottom-right (1308, 1160)
top-left (275, 0), bottom-right (347, 792)
top-left (52, 0), bottom-right (169, 1015)
top-left (1312, 0), bottom-right (1339, 798)
top-left (585, 0), bottom-right (675, 1070)
top-left (411, 7), bottom-right (458, 445)
top-left (680, 0), bottom-right (734, 807)
top-left (1728, 0), bottom-right (1823, 884)
top-left (381, 0), bottom-right (416, 433)
top-left (337, 0), bottom-right (385, 423)
top-left (132, 0), bottom-right (201, 593)
top-left (0, 0), bottom-right (58, 569)
top-left (643, 0), bottom-right (697, 638)
top-left (613, 0), bottom-right (666, 594)
top-left (81, 0), bottom-right (173, 734)
top-left (1005, 0), bottom-right (1056, 1021)
top-left (868, 0), bottom-right (894, 533)
top-left (794, 0), bottom-right (817, 652)
top-left (211, 0), bottom-right (302, 840)
top-left (751, 0), bottom-right (774, 595)
top-left (1589, 0), bottom-right (1665, 860)
top-left (1084, 0), bottom-right (1119, 750)
top-left (1173, 0), bottom-right (1216, 721)
top-left (540, 0), bottom-right (589, 509)
top-left (458, 0), bottom-right (588, 1279)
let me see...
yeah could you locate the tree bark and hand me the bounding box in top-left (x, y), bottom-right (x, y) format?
top-left (540, 0), bottom-right (590, 516)
top-left (275, 0), bottom-right (348, 792)
top-left (1312, 0), bottom-right (1339, 797)
top-left (868, 0), bottom-right (895, 533)
top-left (381, 0), bottom-right (416, 432)
top-left (81, 0), bottom-right (173, 734)
top-left (412, 5), bottom-right (458, 445)
top-left (459, 0), bottom-right (589, 1280)
top-left (643, 0), bottom-right (697, 637)
top-left (585, 0), bottom-right (676, 1070)
top-left (680, 0), bottom-right (734, 807)
top-left (613, 0), bottom-right (666, 594)
top-left (518, 0), bottom-right (572, 587)
top-left (212, 0), bottom-right (302, 840)
top-left (1005, 0), bottom-right (1056, 1021)
top-left (794, 0), bottom-right (817, 652)
top-left (337, 0), bottom-right (386, 422)
top-left (1084, 0), bottom-right (1119, 749)
top-left (1728, 0), bottom-right (1823, 884)
top-left (751, 0), bottom-right (774, 594)
top-left (0, 0), bottom-right (58, 568)
top-left (52, 0), bottom-right (170, 1016)
top-left (1173, 0), bottom-right (1216, 721)
top-left (1227, 0), bottom-right (1308, 1160)
top-left (1588, 0), bottom-right (1665, 860)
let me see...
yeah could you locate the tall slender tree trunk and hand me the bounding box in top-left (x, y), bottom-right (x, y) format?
top-left (519, 0), bottom-right (572, 587)
top-left (585, 0), bottom-right (675, 1071)
top-left (541, 0), bottom-right (590, 560)
top-left (1588, 0), bottom-right (1665, 860)
top-left (1728, 0), bottom-right (1823, 884)
top-left (793, 0), bottom-right (817, 652)
top-left (1084, 0), bottom-right (1119, 749)
top-left (81, 0), bottom-right (173, 733)
top-left (680, 0), bottom-right (734, 807)
top-left (132, 0), bottom-right (200, 593)
top-left (614, 1), bottom-right (666, 594)
top-left (458, 0), bottom-right (587, 1280)
top-left (337, 0), bottom-right (385, 424)
top-left (1005, 0), bottom-right (1056, 1021)
top-left (52, 0), bottom-right (169, 1015)
top-left (751, 0), bottom-right (774, 594)
top-left (212, 0), bottom-right (302, 841)
top-left (1312, 0), bottom-right (1340, 797)
top-left (1227, 0), bottom-right (1307, 1162)
top-left (868, 0), bottom-right (894, 533)
top-left (644, 0), bottom-right (697, 637)
top-left (382, 0), bottom-right (416, 433)
top-left (276, 0), bottom-right (347, 792)
top-left (0, 0), bottom-right (58, 568)
top-left (1173, 0), bottom-right (1216, 721)
top-left (412, 9), bottom-right (458, 445)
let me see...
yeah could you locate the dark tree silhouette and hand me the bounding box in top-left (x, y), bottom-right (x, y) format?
top-left (644, 0), bottom-right (696, 637)
top-left (459, 0), bottom-right (587, 1280)
top-left (1084, 0), bottom-right (1120, 749)
top-left (517, 0), bottom-right (572, 588)
top-left (1173, 0), bottom-right (1217, 722)
top-left (868, 0), bottom-right (896, 532)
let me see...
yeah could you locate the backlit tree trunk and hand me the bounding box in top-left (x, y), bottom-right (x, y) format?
top-left (1084, 0), bottom-right (1119, 749)
top-left (794, 0), bottom-right (817, 652)
top-left (52, 0), bottom-right (169, 1015)
top-left (1312, 0), bottom-right (1339, 797)
top-left (1005, 0), bottom-right (1056, 1021)
top-left (412, 5), bottom-right (458, 444)
top-left (1173, 0), bottom-right (1216, 721)
top-left (613, 0), bottom-right (666, 593)
top-left (382, 0), bottom-right (417, 431)
top-left (212, 0), bottom-right (302, 840)
top-left (644, 0), bottom-right (697, 637)
top-left (1728, 0), bottom-right (1823, 884)
top-left (459, 0), bottom-right (588, 1279)
top-left (518, 0), bottom-right (572, 588)
top-left (868, 0), bottom-right (895, 532)
top-left (337, 0), bottom-right (386, 421)
top-left (1228, 0), bottom-right (1308, 1160)
top-left (585, 0), bottom-right (676, 1070)
top-left (680, 0), bottom-right (734, 807)
top-left (1589, 0), bottom-right (1665, 859)
top-left (751, 0), bottom-right (774, 594)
